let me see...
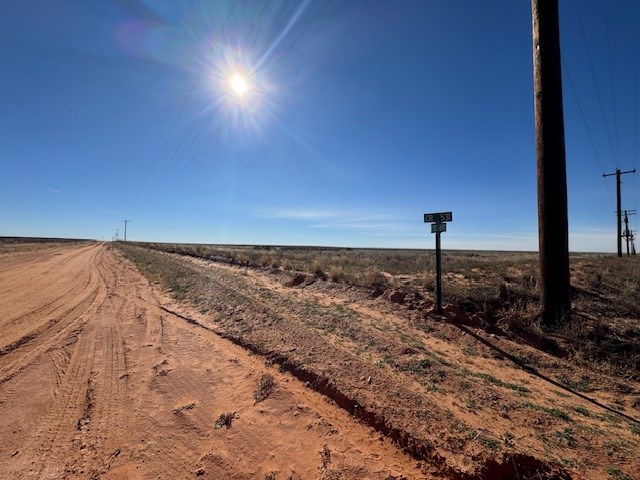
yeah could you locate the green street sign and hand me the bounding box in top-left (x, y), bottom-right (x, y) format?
top-left (424, 212), bottom-right (453, 223)
top-left (431, 223), bottom-right (446, 233)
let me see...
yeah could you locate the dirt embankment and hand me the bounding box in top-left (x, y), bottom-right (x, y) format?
top-left (115, 243), bottom-right (640, 480)
top-left (0, 243), bottom-right (428, 479)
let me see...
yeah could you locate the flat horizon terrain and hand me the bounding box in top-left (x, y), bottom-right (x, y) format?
top-left (1, 239), bottom-right (638, 479)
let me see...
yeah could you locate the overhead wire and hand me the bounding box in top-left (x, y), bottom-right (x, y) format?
top-left (562, 58), bottom-right (615, 207)
top-left (603, 1), bottom-right (620, 164)
top-left (574, 0), bottom-right (619, 168)
top-left (137, 114), bottom-right (232, 217)
top-left (634, 0), bottom-right (640, 212)
top-left (264, 0), bottom-right (333, 76)
top-left (132, 0), bottom-right (333, 219)
top-left (129, 0), bottom-right (239, 217)
top-left (253, 0), bottom-right (303, 65)
top-left (132, 0), bottom-right (272, 219)
top-left (129, 100), bottom-right (226, 219)
top-left (156, 0), bottom-right (322, 192)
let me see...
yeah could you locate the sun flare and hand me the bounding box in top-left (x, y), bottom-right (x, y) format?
top-left (230, 73), bottom-right (249, 96)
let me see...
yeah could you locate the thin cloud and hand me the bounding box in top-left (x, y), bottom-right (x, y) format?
top-left (46, 188), bottom-right (61, 194)
top-left (254, 207), bottom-right (399, 224)
top-left (253, 208), bottom-right (342, 221)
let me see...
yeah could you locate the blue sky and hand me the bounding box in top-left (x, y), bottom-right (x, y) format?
top-left (1, 0), bottom-right (638, 251)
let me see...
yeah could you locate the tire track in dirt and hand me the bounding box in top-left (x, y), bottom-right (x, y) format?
top-left (0, 244), bottom-right (98, 325)
top-left (78, 245), bottom-right (136, 479)
top-left (1, 243), bottom-right (452, 479)
top-left (33, 328), bottom-right (98, 479)
top-left (121, 247), bottom-right (584, 479)
top-left (0, 247), bottom-right (105, 386)
top-left (131, 296), bottom-right (429, 480)
top-left (0, 243), bottom-right (94, 294)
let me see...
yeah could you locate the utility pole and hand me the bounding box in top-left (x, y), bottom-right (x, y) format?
top-left (123, 220), bottom-right (129, 242)
top-left (622, 210), bottom-right (637, 256)
top-left (603, 169), bottom-right (636, 257)
top-left (532, 0), bottom-right (571, 326)
top-left (115, 229), bottom-right (119, 241)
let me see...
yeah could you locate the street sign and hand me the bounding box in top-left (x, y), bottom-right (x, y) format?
top-left (431, 223), bottom-right (446, 233)
top-left (423, 210), bottom-right (453, 315)
top-left (424, 212), bottom-right (453, 223)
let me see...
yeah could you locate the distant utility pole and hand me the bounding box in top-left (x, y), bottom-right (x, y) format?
top-left (603, 169), bottom-right (636, 257)
top-left (622, 210), bottom-right (636, 256)
top-left (532, 0), bottom-right (571, 326)
top-left (115, 229), bottom-right (119, 241)
top-left (123, 220), bottom-right (129, 242)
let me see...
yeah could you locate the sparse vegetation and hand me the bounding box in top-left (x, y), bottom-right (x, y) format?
top-left (480, 434), bottom-right (501, 451)
top-left (554, 428), bottom-right (577, 448)
top-left (121, 241), bottom-right (640, 379)
top-left (607, 466), bottom-right (633, 480)
top-left (321, 443), bottom-right (331, 469)
top-left (114, 242), bottom-right (640, 479)
top-left (254, 373), bottom-right (276, 404)
top-left (172, 402), bottom-right (196, 414)
top-left (214, 412), bottom-right (237, 429)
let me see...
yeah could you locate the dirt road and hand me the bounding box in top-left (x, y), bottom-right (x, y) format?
top-left (0, 243), bottom-right (427, 479)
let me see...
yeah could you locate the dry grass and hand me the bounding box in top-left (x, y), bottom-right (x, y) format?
top-left (114, 242), bottom-right (640, 479)
top-left (253, 373), bottom-right (276, 404)
top-left (214, 412), bottom-right (236, 429)
top-left (119, 241), bottom-right (639, 378)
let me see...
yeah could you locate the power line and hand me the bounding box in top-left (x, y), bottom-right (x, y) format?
top-left (161, 115), bottom-right (232, 195)
top-left (132, 0), bottom-right (333, 219)
top-left (157, 0), bottom-right (272, 182)
top-left (573, 0), bottom-right (619, 168)
top-left (254, 0), bottom-right (303, 65)
top-left (603, 1), bottom-right (620, 163)
top-left (265, 0), bottom-right (333, 76)
top-left (603, 168), bottom-right (636, 257)
top-left (133, 0), bottom-right (271, 216)
top-left (129, 0), bottom-right (239, 216)
top-left (130, 99), bottom-right (226, 219)
top-left (562, 58), bottom-right (615, 206)
top-left (133, 114), bottom-right (232, 218)
top-left (132, 0), bottom-right (271, 219)
top-left (634, 0), bottom-right (640, 211)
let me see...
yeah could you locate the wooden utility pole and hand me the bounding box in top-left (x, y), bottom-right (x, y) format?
top-left (532, 0), bottom-right (571, 326)
top-left (603, 169), bottom-right (636, 257)
top-left (622, 210), bottom-right (637, 256)
top-left (624, 210), bottom-right (630, 256)
top-left (123, 220), bottom-right (129, 242)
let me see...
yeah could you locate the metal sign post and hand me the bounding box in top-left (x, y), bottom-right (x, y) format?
top-left (434, 229), bottom-right (443, 314)
top-left (424, 212), bottom-right (453, 315)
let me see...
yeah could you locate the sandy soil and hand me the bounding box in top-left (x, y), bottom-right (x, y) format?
top-left (113, 244), bottom-right (640, 480)
top-left (0, 243), bottom-right (428, 479)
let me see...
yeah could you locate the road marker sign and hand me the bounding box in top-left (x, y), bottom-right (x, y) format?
top-left (424, 211), bottom-right (453, 315)
top-left (424, 212), bottom-right (452, 223)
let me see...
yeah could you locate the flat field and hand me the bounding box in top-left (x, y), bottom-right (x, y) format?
top-left (1, 240), bottom-right (638, 479)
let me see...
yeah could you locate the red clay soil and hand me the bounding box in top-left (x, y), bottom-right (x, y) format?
top-left (0, 243), bottom-right (429, 479)
top-left (114, 244), bottom-right (640, 480)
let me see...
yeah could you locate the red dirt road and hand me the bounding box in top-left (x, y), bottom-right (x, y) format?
top-left (0, 243), bottom-right (427, 479)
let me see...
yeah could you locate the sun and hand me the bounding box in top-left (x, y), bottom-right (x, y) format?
top-left (229, 73), bottom-right (249, 96)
